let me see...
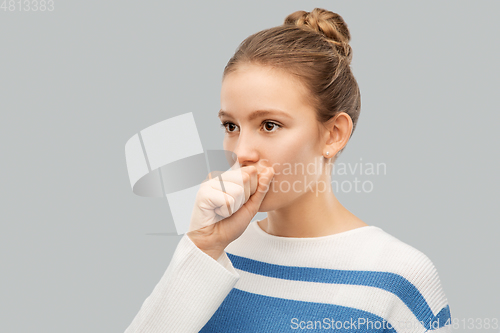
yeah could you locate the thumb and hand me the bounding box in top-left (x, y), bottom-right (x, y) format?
top-left (243, 167), bottom-right (275, 213)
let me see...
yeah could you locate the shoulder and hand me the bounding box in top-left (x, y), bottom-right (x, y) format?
top-left (369, 228), bottom-right (440, 277)
top-left (368, 228), bottom-right (451, 319)
top-left (365, 228), bottom-right (443, 285)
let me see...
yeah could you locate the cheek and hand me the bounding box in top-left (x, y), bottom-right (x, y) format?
top-left (279, 131), bottom-right (318, 169)
top-left (267, 154), bottom-right (318, 195)
top-left (268, 133), bottom-right (320, 189)
top-left (223, 138), bottom-right (235, 156)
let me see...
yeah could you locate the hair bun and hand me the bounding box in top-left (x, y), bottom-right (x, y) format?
top-left (284, 8), bottom-right (352, 64)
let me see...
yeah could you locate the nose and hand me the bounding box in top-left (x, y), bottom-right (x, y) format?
top-left (232, 131), bottom-right (260, 168)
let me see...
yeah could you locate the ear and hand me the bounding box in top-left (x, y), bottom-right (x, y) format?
top-left (323, 112), bottom-right (353, 154)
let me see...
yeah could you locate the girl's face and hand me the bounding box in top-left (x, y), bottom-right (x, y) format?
top-left (220, 63), bottom-right (330, 211)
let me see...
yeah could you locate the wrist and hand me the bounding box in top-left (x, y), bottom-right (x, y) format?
top-left (202, 248), bottom-right (225, 261)
top-left (186, 233), bottom-right (226, 260)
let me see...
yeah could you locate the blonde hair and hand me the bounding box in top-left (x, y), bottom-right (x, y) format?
top-left (223, 8), bottom-right (361, 161)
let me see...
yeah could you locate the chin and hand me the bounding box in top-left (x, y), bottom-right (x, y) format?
top-left (256, 190), bottom-right (289, 212)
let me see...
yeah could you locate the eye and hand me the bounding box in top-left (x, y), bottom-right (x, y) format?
top-left (262, 121), bottom-right (282, 133)
top-left (220, 121), bottom-right (239, 133)
top-left (219, 120), bottom-right (282, 134)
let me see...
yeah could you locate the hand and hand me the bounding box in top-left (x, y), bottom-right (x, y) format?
top-left (187, 165), bottom-right (275, 260)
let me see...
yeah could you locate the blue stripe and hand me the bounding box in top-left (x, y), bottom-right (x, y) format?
top-left (200, 288), bottom-right (399, 332)
top-left (227, 252), bottom-right (450, 331)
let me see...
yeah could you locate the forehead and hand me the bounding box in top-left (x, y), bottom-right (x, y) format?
top-left (220, 64), bottom-right (313, 118)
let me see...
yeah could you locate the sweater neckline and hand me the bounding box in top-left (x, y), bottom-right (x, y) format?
top-left (252, 219), bottom-right (380, 243)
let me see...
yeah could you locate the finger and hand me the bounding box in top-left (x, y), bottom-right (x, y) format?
top-left (238, 167), bottom-right (275, 219)
top-left (207, 189), bottom-right (235, 218)
top-left (239, 169), bottom-right (251, 205)
top-left (252, 167), bottom-right (275, 206)
top-left (229, 166), bottom-right (257, 205)
top-left (206, 166), bottom-right (257, 214)
top-left (240, 166), bottom-right (258, 203)
top-left (208, 168), bottom-right (250, 202)
top-left (208, 177), bottom-right (246, 213)
top-left (249, 167), bottom-right (258, 196)
top-left (215, 167), bottom-right (246, 188)
top-left (204, 170), bottom-right (224, 183)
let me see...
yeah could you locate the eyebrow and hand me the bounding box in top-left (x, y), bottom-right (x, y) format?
top-left (218, 109), bottom-right (292, 121)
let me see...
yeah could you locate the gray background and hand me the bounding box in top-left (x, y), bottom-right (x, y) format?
top-left (1, 1), bottom-right (498, 332)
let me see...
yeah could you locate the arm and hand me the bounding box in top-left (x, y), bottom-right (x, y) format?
top-left (403, 254), bottom-right (453, 333)
top-left (124, 234), bottom-right (240, 333)
top-left (419, 260), bottom-right (452, 333)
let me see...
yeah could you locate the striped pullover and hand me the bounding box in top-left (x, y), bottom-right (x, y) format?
top-left (124, 220), bottom-right (452, 333)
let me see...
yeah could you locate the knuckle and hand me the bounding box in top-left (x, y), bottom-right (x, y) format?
top-left (226, 193), bottom-right (236, 206)
top-left (241, 172), bottom-right (249, 183)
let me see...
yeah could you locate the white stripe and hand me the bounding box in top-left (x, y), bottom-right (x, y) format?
top-left (227, 221), bottom-right (448, 315)
top-left (233, 269), bottom-right (427, 333)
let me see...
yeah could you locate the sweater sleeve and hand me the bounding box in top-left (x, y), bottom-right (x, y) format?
top-left (422, 262), bottom-right (452, 332)
top-left (405, 253), bottom-right (453, 333)
top-left (123, 234), bottom-right (240, 333)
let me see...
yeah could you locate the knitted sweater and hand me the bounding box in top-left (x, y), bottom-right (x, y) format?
top-left (124, 220), bottom-right (452, 333)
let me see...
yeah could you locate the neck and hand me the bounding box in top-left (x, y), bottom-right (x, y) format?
top-left (259, 185), bottom-right (368, 238)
